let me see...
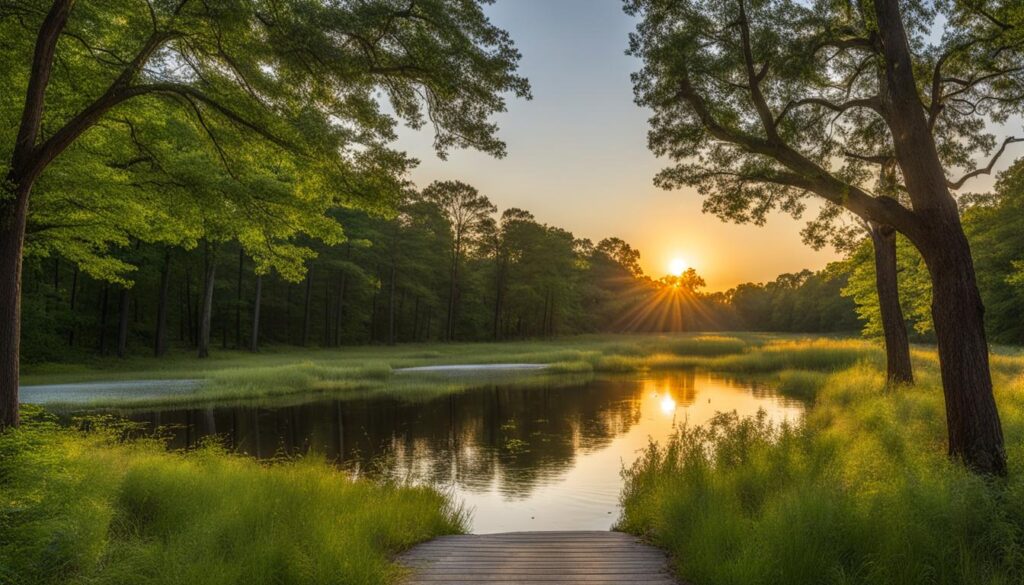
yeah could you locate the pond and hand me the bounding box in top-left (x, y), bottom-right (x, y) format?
top-left (112, 370), bottom-right (804, 533)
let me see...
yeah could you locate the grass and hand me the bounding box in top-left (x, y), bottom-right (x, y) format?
top-left (11, 333), bottom-right (1024, 584)
top-left (617, 355), bottom-right (1024, 585)
top-left (0, 407), bottom-right (466, 585)
top-left (22, 333), bottom-right (884, 409)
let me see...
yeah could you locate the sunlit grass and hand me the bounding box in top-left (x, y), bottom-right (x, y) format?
top-left (617, 360), bottom-right (1024, 585)
top-left (21, 334), bottom-right (979, 409)
top-left (0, 408), bottom-right (466, 585)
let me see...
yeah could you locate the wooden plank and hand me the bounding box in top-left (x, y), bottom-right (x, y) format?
top-left (398, 530), bottom-right (679, 585)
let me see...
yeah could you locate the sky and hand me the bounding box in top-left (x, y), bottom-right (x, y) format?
top-left (389, 0), bottom-right (1016, 292)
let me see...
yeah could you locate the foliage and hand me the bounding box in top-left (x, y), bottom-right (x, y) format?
top-left (840, 234), bottom-right (933, 337)
top-left (0, 407), bottom-right (465, 585)
top-left (839, 157), bottom-right (1024, 344)
top-left (728, 267), bottom-right (860, 333)
top-left (623, 0), bottom-right (1024, 238)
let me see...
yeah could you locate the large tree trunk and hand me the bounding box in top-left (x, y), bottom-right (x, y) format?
top-left (154, 250), bottom-right (171, 357)
top-left (197, 244), bottom-right (217, 359)
top-left (874, 0), bottom-right (1005, 474)
top-left (116, 287), bottom-right (130, 358)
top-left (868, 223), bottom-right (913, 384)
top-left (250, 274), bottom-right (262, 352)
top-left (0, 184), bottom-right (30, 429)
top-left (920, 222), bottom-right (1005, 474)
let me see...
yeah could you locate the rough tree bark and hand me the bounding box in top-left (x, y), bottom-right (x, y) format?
top-left (874, 0), bottom-right (1004, 473)
top-left (868, 223), bottom-right (914, 384)
top-left (0, 184), bottom-right (30, 428)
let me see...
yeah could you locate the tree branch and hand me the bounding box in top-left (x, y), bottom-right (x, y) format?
top-left (674, 72), bottom-right (920, 237)
top-left (947, 136), bottom-right (1023, 190)
top-left (11, 0), bottom-right (74, 178)
top-left (774, 96), bottom-right (882, 127)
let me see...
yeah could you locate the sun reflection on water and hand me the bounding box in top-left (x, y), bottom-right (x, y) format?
top-left (659, 394), bottom-right (677, 415)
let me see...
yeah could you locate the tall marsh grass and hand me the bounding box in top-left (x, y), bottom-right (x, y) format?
top-left (0, 408), bottom-right (465, 585)
top-left (618, 363), bottom-right (1024, 585)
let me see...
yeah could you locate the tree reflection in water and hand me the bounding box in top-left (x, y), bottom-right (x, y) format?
top-left (122, 370), bottom-right (803, 531)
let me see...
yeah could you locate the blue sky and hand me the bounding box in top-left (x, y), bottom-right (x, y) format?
top-left (389, 0), bottom-right (1018, 291)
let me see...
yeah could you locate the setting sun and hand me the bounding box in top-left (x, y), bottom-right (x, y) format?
top-left (669, 257), bottom-right (688, 276)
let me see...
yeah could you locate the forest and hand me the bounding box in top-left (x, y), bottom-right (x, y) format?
top-left (5, 1), bottom-right (1024, 584)
top-left (19, 155), bottom-right (1024, 362)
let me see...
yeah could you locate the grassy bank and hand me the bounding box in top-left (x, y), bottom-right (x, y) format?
top-left (0, 408), bottom-right (465, 585)
top-left (617, 353), bottom-right (1024, 584)
top-left (23, 333), bottom-right (891, 408)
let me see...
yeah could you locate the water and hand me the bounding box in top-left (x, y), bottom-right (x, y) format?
top-left (116, 370), bottom-right (803, 533)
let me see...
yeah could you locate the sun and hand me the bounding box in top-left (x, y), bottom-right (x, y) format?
top-left (668, 257), bottom-right (688, 276)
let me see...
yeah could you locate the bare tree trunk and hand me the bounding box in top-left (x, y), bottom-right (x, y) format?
top-left (323, 278), bottom-right (331, 347)
top-left (388, 264), bottom-right (397, 346)
top-left (185, 267), bottom-right (195, 346)
top-left (301, 267), bottom-right (313, 347)
top-left (868, 223), bottom-right (913, 384)
top-left (333, 271), bottom-right (347, 346)
top-left (116, 287), bottom-right (130, 358)
top-left (98, 284), bottom-right (110, 356)
top-left (412, 295), bottom-right (420, 342)
top-left (154, 250), bottom-right (171, 357)
top-left (197, 243), bottom-right (217, 359)
top-left (250, 274), bottom-right (262, 352)
top-left (235, 249), bottom-right (243, 348)
top-left (446, 242), bottom-right (460, 341)
top-left (67, 266), bottom-right (78, 347)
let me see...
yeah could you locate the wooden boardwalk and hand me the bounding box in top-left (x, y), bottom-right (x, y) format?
top-left (398, 531), bottom-right (679, 584)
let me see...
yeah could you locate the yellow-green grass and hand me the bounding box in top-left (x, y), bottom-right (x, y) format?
top-left (617, 354), bottom-right (1024, 585)
top-left (22, 334), bottom-right (896, 409)
top-left (0, 408), bottom-right (465, 585)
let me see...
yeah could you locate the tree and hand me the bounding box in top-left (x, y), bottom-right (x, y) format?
top-left (625, 0), bottom-right (1022, 473)
top-left (964, 159), bottom-right (1024, 344)
top-left (0, 0), bottom-right (529, 428)
top-left (420, 180), bottom-right (496, 341)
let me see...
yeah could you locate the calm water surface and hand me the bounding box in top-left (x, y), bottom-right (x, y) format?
top-left (119, 371), bottom-right (803, 533)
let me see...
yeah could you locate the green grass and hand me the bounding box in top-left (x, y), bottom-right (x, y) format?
top-left (20, 334), bottom-right (775, 408)
top-left (0, 408), bottom-right (465, 585)
top-left (22, 333), bottom-right (987, 410)
top-left (12, 333), bottom-right (1024, 584)
top-left (617, 357), bottom-right (1024, 585)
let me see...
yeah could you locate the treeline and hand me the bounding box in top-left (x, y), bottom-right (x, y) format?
top-left (21, 156), bottom-right (1024, 362)
top-left (20, 181), bottom-right (865, 363)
